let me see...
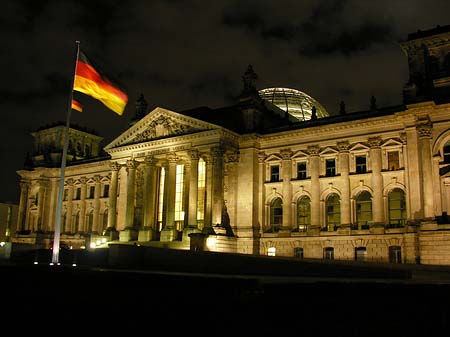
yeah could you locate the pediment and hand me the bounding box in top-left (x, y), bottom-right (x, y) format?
top-left (349, 143), bottom-right (370, 152)
top-left (265, 154), bottom-right (282, 162)
top-left (320, 147), bottom-right (339, 156)
top-left (105, 107), bottom-right (218, 150)
top-left (382, 138), bottom-right (403, 147)
top-left (292, 150), bottom-right (309, 159)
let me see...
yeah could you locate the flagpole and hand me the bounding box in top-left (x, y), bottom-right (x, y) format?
top-left (51, 41), bottom-right (81, 265)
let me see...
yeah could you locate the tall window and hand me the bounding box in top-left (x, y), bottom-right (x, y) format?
top-left (297, 162), bottom-right (307, 179)
top-left (356, 191), bottom-right (372, 229)
top-left (324, 247), bottom-right (334, 260)
top-left (297, 196), bottom-right (310, 232)
top-left (388, 151), bottom-right (400, 170)
top-left (388, 188), bottom-right (406, 227)
top-left (174, 164), bottom-right (185, 231)
top-left (89, 186), bottom-right (95, 199)
top-left (443, 142), bottom-right (450, 163)
top-left (270, 165), bottom-right (280, 182)
top-left (269, 198), bottom-right (283, 232)
top-left (197, 159), bottom-right (206, 230)
top-left (157, 167), bottom-right (166, 232)
top-left (75, 187), bottom-right (81, 200)
top-left (325, 158), bottom-right (336, 176)
top-left (74, 211), bottom-right (80, 232)
top-left (355, 155), bottom-right (367, 174)
top-left (326, 193), bottom-right (340, 230)
top-left (389, 246), bottom-right (402, 263)
top-left (103, 185), bottom-right (109, 198)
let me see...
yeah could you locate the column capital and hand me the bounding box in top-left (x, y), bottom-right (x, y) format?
top-left (19, 181), bottom-right (29, 190)
top-left (307, 145), bottom-right (320, 156)
top-left (225, 150), bottom-right (240, 163)
top-left (211, 146), bottom-right (225, 158)
top-left (66, 178), bottom-right (74, 186)
top-left (417, 124), bottom-right (432, 138)
top-left (280, 148), bottom-right (293, 160)
top-left (80, 176), bottom-right (87, 184)
top-left (126, 159), bottom-right (139, 170)
top-left (144, 155), bottom-right (156, 166)
top-left (93, 175), bottom-right (101, 183)
top-left (257, 151), bottom-right (266, 163)
top-left (337, 141), bottom-right (349, 152)
top-left (110, 161), bottom-right (121, 171)
top-left (368, 136), bottom-right (382, 148)
top-left (400, 132), bottom-right (407, 144)
top-left (189, 149), bottom-right (200, 160)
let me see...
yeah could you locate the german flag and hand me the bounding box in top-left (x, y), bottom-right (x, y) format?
top-left (71, 99), bottom-right (83, 112)
top-left (74, 50), bottom-right (128, 115)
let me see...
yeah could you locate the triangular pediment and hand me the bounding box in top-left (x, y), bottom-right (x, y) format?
top-left (105, 107), bottom-right (219, 150)
top-left (265, 154), bottom-right (282, 162)
top-left (349, 143), bottom-right (370, 151)
top-left (320, 147), bottom-right (339, 156)
top-left (292, 150), bottom-right (309, 159)
top-left (382, 138), bottom-right (403, 147)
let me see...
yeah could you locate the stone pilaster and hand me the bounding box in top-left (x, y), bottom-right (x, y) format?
top-left (418, 122), bottom-right (434, 219)
top-left (66, 178), bottom-right (74, 233)
top-left (141, 156), bottom-right (157, 240)
top-left (369, 136), bottom-right (384, 227)
top-left (17, 181), bottom-right (29, 232)
top-left (183, 150), bottom-right (201, 240)
top-left (308, 145), bottom-right (321, 232)
top-left (204, 154), bottom-right (213, 232)
top-left (280, 148), bottom-right (293, 232)
top-left (79, 176), bottom-right (87, 232)
top-left (106, 162), bottom-right (120, 238)
top-left (337, 141), bottom-right (351, 228)
top-left (93, 175), bottom-right (101, 233)
top-left (211, 146), bottom-right (225, 227)
top-left (257, 151), bottom-right (265, 236)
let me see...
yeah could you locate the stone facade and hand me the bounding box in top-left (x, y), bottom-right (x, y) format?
top-left (13, 25), bottom-right (450, 266)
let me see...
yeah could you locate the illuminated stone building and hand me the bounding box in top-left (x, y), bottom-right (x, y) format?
top-left (14, 25), bottom-right (450, 265)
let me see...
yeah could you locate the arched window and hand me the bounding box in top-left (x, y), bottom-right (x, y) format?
top-left (356, 191), bottom-right (372, 229)
top-left (269, 198), bottom-right (283, 232)
top-left (86, 210), bottom-right (94, 233)
top-left (297, 196), bottom-right (310, 232)
top-left (443, 141), bottom-right (450, 164)
top-left (388, 188), bottom-right (406, 228)
top-left (326, 193), bottom-right (340, 231)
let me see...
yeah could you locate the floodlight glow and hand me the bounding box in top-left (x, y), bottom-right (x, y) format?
top-left (90, 242), bottom-right (96, 249)
top-left (101, 238), bottom-right (107, 243)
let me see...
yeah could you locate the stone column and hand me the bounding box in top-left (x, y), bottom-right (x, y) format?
top-left (280, 148), bottom-right (293, 232)
top-left (93, 175), bottom-right (101, 233)
top-left (106, 162), bottom-right (120, 237)
top-left (211, 146), bottom-right (225, 227)
top-left (369, 137), bottom-right (384, 226)
top-left (308, 145), bottom-right (321, 232)
top-left (337, 141), bottom-right (351, 228)
top-left (79, 176), bottom-right (87, 232)
top-left (418, 123), bottom-right (434, 219)
top-left (66, 178), bottom-right (74, 233)
top-left (187, 150), bottom-right (200, 229)
top-left (17, 181), bottom-right (29, 232)
top-left (257, 151), bottom-right (266, 236)
top-left (125, 160), bottom-right (138, 229)
top-left (161, 153), bottom-right (178, 241)
top-left (204, 154), bottom-right (213, 232)
top-left (36, 180), bottom-right (47, 232)
top-left (142, 156), bottom-right (157, 233)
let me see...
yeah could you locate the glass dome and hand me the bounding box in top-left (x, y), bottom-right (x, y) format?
top-left (258, 87), bottom-right (329, 121)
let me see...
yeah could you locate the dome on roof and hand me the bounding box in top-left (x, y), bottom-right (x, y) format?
top-left (258, 87), bottom-right (329, 121)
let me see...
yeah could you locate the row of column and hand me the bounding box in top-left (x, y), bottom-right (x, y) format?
top-left (105, 147), bottom-right (226, 238)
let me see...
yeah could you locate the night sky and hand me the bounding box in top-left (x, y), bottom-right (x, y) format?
top-left (2, 0), bottom-right (450, 203)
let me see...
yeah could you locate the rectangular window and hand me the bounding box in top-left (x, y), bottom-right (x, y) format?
top-left (75, 188), bottom-right (81, 200)
top-left (389, 246), bottom-right (402, 263)
top-left (197, 160), bottom-right (206, 230)
top-left (297, 162), bottom-right (307, 179)
top-left (355, 155), bottom-right (367, 174)
top-left (157, 167), bottom-right (165, 232)
top-left (103, 185), bottom-right (109, 198)
top-left (388, 151), bottom-right (400, 170)
top-left (294, 247), bottom-right (304, 259)
top-left (89, 186), bottom-right (95, 199)
top-left (174, 164), bottom-right (185, 230)
top-left (325, 159), bottom-right (336, 177)
top-left (355, 247), bottom-right (367, 262)
top-left (324, 247), bottom-right (334, 260)
top-left (270, 165), bottom-right (280, 182)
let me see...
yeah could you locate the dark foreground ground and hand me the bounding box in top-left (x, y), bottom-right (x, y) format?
top-left (2, 246), bottom-right (450, 336)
